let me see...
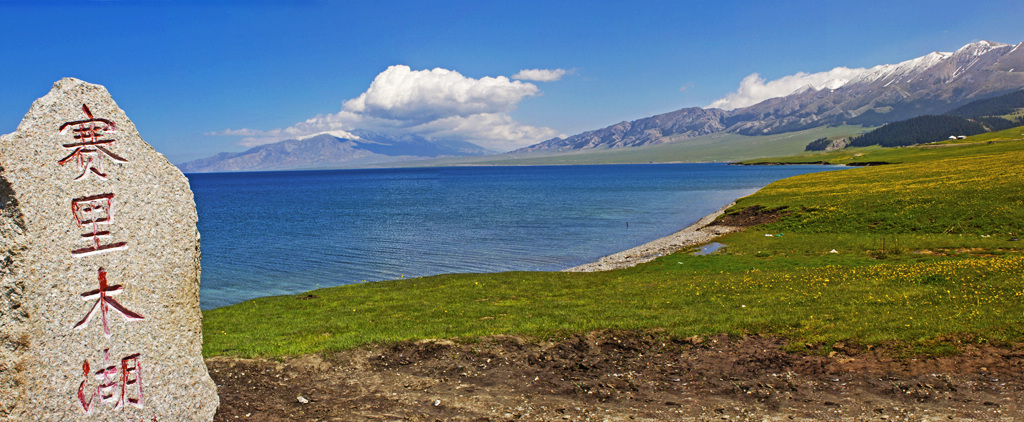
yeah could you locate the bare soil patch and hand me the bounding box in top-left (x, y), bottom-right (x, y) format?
top-left (208, 331), bottom-right (1024, 421)
top-left (711, 205), bottom-right (790, 228)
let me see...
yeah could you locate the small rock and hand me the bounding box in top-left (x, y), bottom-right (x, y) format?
top-left (297, 395), bottom-right (309, 404)
top-left (433, 399), bottom-right (442, 407)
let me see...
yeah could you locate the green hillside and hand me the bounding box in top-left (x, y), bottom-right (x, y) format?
top-left (393, 125), bottom-right (871, 167)
top-left (839, 90), bottom-right (1024, 148)
top-left (204, 127), bottom-right (1024, 358)
top-left (739, 125), bottom-right (1024, 165)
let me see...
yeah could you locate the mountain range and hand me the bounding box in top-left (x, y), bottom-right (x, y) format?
top-left (516, 40), bottom-right (1024, 153)
top-left (178, 129), bottom-right (494, 173)
top-left (180, 40), bottom-right (1024, 172)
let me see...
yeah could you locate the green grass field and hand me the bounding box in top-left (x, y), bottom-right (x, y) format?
top-left (203, 126), bottom-right (1024, 358)
top-left (738, 125), bottom-right (1024, 165)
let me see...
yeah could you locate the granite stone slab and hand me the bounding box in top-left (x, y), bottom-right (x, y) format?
top-left (0, 78), bottom-right (218, 421)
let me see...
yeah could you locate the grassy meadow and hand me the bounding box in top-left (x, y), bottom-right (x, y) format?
top-left (739, 125), bottom-right (1024, 165)
top-left (392, 125), bottom-right (871, 167)
top-left (203, 126), bottom-right (1024, 358)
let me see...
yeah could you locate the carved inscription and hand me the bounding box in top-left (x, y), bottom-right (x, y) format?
top-left (73, 268), bottom-right (144, 338)
top-left (59, 104), bottom-right (146, 415)
top-left (71, 193), bottom-right (128, 257)
top-left (77, 349), bottom-right (144, 413)
top-left (58, 104), bottom-right (127, 181)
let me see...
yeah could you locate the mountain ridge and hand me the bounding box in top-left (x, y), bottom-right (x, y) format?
top-left (178, 130), bottom-right (495, 173)
top-left (517, 40), bottom-right (1024, 153)
top-left (181, 40), bottom-right (1024, 172)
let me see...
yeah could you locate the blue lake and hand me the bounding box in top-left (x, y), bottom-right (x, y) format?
top-left (187, 163), bottom-right (840, 309)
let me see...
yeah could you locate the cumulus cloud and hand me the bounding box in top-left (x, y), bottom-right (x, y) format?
top-left (512, 68), bottom-right (570, 82)
top-left (210, 65), bottom-right (560, 151)
top-left (709, 67), bottom-right (868, 110)
top-left (408, 113), bottom-right (562, 151)
top-left (344, 65), bottom-right (540, 121)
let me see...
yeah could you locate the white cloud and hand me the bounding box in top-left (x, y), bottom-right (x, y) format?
top-left (205, 128), bottom-right (268, 137)
top-left (409, 113), bottom-right (562, 151)
top-left (709, 67), bottom-right (868, 110)
top-left (344, 65), bottom-right (540, 121)
top-left (512, 68), bottom-right (570, 82)
top-left (206, 127), bottom-right (312, 147)
top-left (209, 65), bottom-right (559, 152)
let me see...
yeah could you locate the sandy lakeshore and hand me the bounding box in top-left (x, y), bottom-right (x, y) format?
top-left (564, 202), bottom-right (743, 272)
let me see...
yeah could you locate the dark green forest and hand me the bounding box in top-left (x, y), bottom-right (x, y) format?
top-left (849, 115), bottom-right (986, 147)
top-left (946, 90), bottom-right (1024, 118)
top-left (804, 137), bottom-right (832, 151)
top-left (848, 90), bottom-right (1024, 148)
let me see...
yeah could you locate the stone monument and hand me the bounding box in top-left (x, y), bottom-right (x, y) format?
top-left (0, 78), bottom-right (219, 420)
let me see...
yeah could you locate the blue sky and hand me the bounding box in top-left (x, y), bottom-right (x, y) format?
top-left (1, 0), bottom-right (1022, 163)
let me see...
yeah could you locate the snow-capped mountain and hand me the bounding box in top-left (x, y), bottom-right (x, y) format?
top-left (518, 40), bottom-right (1024, 153)
top-left (850, 41), bottom-right (1008, 88)
top-left (178, 130), bottom-right (495, 173)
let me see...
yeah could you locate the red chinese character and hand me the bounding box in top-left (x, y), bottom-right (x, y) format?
top-left (71, 193), bottom-right (128, 257)
top-left (77, 350), bottom-right (144, 413)
top-left (120, 353), bottom-right (143, 409)
top-left (58, 104), bottom-right (127, 180)
top-left (73, 268), bottom-right (144, 338)
top-left (58, 104), bottom-right (126, 180)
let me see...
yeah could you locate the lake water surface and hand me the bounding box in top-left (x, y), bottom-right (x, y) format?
top-left (188, 163), bottom-right (840, 309)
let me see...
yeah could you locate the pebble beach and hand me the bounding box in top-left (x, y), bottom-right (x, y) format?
top-left (565, 202), bottom-right (742, 272)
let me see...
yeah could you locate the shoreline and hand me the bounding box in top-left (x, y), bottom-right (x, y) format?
top-left (564, 202), bottom-right (742, 272)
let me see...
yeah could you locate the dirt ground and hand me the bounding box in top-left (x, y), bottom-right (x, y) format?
top-left (710, 204), bottom-right (789, 228)
top-left (207, 331), bottom-right (1024, 421)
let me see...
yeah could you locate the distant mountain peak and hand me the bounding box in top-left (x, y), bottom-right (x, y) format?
top-left (819, 78), bottom-right (849, 90)
top-left (956, 40), bottom-right (1010, 54)
top-left (792, 84), bottom-right (816, 95)
top-left (297, 130), bottom-right (360, 141)
top-left (179, 130), bottom-right (493, 173)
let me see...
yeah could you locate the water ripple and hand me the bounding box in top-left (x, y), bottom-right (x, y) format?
top-left (189, 164), bottom-right (841, 309)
